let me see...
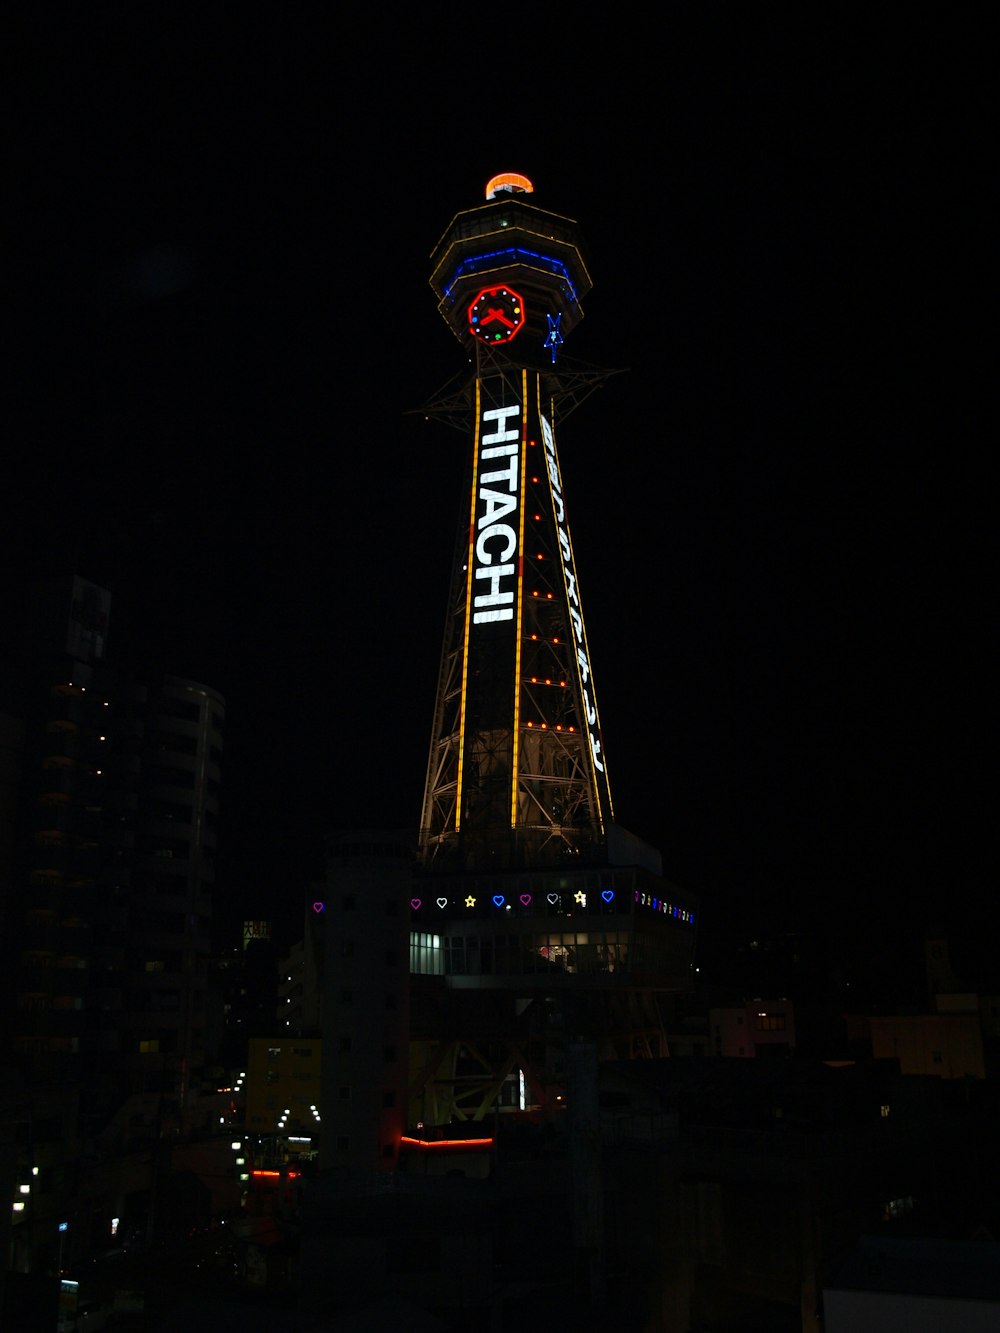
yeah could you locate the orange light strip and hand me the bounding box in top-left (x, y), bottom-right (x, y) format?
top-left (485, 171), bottom-right (534, 199)
top-left (400, 1136), bottom-right (494, 1151)
top-left (455, 379), bottom-right (483, 833)
top-left (510, 369), bottom-right (529, 828)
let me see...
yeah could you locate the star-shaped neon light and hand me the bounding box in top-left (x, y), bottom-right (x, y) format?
top-left (544, 312), bottom-right (564, 363)
top-left (465, 895), bottom-right (476, 907)
top-left (574, 890), bottom-right (586, 906)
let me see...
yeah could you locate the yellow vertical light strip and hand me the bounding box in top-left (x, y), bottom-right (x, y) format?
top-left (455, 378), bottom-right (482, 832)
top-left (510, 369), bottom-right (529, 828)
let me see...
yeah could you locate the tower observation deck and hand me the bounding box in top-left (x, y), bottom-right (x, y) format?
top-left (410, 176), bottom-right (696, 1124)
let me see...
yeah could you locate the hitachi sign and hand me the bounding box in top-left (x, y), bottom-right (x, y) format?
top-left (472, 403), bottom-right (521, 625)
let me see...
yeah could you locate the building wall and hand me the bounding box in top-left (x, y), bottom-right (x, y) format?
top-left (320, 831), bottom-right (412, 1176)
top-left (709, 1001), bottom-right (796, 1058)
top-left (869, 1013), bottom-right (985, 1079)
top-left (244, 1036), bottom-right (322, 1140)
top-left (824, 1289), bottom-right (1000, 1332)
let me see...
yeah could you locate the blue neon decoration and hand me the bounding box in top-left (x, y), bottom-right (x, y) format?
top-left (544, 312), bottom-right (564, 363)
top-left (492, 894), bottom-right (505, 908)
top-left (601, 889), bottom-right (614, 903)
top-left (443, 247), bottom-right (580, 304)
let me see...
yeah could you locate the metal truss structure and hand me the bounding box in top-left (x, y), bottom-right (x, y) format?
top-left (418, 348), bottom-right (615, 871)
top-left (407, 177), bottom-right (693, 1128)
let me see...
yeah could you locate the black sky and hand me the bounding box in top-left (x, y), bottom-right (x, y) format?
top-left (7, 8), bottom-right (982, 984)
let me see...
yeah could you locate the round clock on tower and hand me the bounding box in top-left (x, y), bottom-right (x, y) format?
top-left (468, 285), bottom-right (525, 345)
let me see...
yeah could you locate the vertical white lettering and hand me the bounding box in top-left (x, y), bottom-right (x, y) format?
top-left (482, 405), bottom-right (520, 444)
top-left (475, 524), bottom-right (516, 565)
top-left (540, 411), bottom-right (608, 794)
top-left (471, 400), bottom-right (521, 629)
top-left (480, 456), bottom-right (519, 491)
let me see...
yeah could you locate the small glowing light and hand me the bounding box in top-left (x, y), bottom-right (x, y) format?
top-left (18, 1185), bottom-right (29, 1194)
top-left (235, 1157), bottom-right (245, 1165)
top-left (231, 1141), bottom-right (242, 1150)
top-left (12, 1202), bottom-right (24, 1213)
top-left (31, 1168), bottom-right (38, 1177)
top-left (110, 1217), bottom-right (119, 1235)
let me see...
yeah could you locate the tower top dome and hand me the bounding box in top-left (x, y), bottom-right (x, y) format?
top-left (485, 172), bottom-right (534, 200)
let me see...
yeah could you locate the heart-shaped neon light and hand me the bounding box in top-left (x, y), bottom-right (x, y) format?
top-left (436, 897), bottom-right (448, 909)
top-left (519, 893), bottom-right (532, 906)
top-left (547, 893), bottom-right (560, 905)
top-left (312, 901), bottom-right (325, 913)
top-left (492, 895), bottom-right (505, 907)
top-left (410, 899), bottom-right (422, 910)
top-left (601, 890), bottom-right (614, 903)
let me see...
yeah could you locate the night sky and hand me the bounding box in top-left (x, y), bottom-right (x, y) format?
top-left (7, 10), bottom-right (981, 991)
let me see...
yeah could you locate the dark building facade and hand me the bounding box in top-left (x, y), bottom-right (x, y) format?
top-left (1, 576), bottom-right (224, 1279)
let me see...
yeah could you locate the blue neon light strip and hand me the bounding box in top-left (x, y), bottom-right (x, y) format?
top-left (443, 247), bottom-right (580, 303)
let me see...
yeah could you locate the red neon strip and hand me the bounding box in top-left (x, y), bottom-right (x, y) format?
top-left (399, 1136), bottom-right (493, 1151)
top-left (250, 1169), bottom-right (301, 1179)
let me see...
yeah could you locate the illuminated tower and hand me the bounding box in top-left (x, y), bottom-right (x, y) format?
top-left (410, 177), bottom-right (697, 1126)
top-left (421, 172), bottom-right (613, 872)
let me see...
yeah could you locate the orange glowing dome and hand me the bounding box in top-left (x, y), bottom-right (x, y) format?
top-left (485, 172), bottom-right (534, 200)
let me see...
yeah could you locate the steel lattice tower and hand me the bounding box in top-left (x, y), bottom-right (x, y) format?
top-left (409, 176), bottom-right (696, 1126)
top-left (420, 174), bottom-right (615, 873)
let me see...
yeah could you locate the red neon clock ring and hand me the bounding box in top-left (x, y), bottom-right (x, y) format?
top-left (468, 285), bottom-right (526, 344)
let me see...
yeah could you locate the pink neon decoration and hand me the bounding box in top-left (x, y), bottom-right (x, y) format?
top-left (519, 893), bottom-right (532, 906)
top-left (410, 899), bottom-right (422, 910)
top-left (312, 902), bottom-right (325, 913)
